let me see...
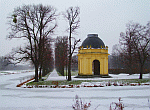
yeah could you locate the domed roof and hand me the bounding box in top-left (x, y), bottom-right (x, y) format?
top-left (81, 34), bottom-right (105, 48)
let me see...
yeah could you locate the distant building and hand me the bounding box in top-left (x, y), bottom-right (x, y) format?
top-left (77, 34), bottom-right (109, 76)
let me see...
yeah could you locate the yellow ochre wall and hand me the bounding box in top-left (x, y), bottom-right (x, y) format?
top-left (77, 47), bottom-right (109, 76)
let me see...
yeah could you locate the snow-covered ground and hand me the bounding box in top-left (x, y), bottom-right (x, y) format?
top-left (46, 72), bottom-right (150, 81)
top-left (0, 70), bottom-right (150, 110)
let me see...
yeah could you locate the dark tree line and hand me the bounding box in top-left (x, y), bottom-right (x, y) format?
top-left (0, 57), bottom-right (11, 70)
top-left (55, 36), bottom-right (68, 76)
top-left (54, 36), bottom-right (79, 77)
top-left (110, 21), bottom-right (150, 79)
top-left (0, 56), bottom-right (34, 70)
top-left (40, 38), bottom-right (54, 77)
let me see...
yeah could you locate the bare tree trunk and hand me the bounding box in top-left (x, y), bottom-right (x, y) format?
top-left (139, 64), bottom-right (143, 79)
top-left (68, 56), bottom-right (71, 81)
top-left (61, 66), bottom-right (64, 76)
top-left (42, 66), bottom-right (46, 77)
top-left (68, 26), bottom-right (72, 81)
top-left (34, 64), bottom-right (39, 82)
top-left (39, 65), bottom-right (42, 79)
top-left (66, 59), bottom-right (68, 79)
top-left (139, 72), bottom-right (143, 79)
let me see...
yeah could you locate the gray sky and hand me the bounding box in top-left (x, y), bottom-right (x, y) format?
top-left (0, 0), bottom-right (150, 56)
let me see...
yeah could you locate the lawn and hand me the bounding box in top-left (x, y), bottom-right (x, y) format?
top-left (27, 78), bottom-right (150, 87)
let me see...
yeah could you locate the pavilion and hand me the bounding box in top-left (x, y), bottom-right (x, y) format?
top-left (77, 34), bottom-right (109, 77)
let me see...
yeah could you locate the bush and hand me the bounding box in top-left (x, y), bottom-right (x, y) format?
top-left (110, 97), bottom-right (124, 110)
top-left (72, 95), bottom-right (91, 110)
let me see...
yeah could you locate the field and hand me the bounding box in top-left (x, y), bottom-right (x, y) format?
top-left (0, 70), bottom-right (150, 110)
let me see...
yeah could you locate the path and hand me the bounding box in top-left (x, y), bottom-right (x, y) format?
top-left (48, 69), bottom-right (59, 77)
top-left (46, 69), bottom-right (65, 81)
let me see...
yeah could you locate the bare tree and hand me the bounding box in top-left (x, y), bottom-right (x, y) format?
top-left (119, 30), bottom-right (138, 74)
top-left (39, 37), bottom-right (54, 78)
top-left (120, 21), bottom-right (150, 79)
top-left (63, 6), bottom-right (80, 81)
top-left (42, 38), bottom-right (54, 77)
top-left (7, 4), bottom-right (57, 82)
top-left (55, 36), bottom-right (68, 76)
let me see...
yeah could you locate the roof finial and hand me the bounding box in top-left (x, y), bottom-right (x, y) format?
top-left (87, 34), bottom-right (98, 38)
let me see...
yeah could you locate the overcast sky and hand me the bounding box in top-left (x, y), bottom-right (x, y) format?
top-left (0, 0), bottom-right (150, 56)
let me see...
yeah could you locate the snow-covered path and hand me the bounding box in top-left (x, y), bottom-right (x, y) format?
top-left (47, 69), bottom-right (59, 77)
top-left (0, 71), bottom-right (150, 110)
top-left (46, 69), bottom-right (69, 81)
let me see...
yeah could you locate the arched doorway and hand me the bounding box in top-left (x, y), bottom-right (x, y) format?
top-left (92, 60), bottom-right (100, 75)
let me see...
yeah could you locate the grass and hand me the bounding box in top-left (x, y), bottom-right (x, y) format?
top-left (119, 78), bottom-right (150, 83)
top-left (0, 72), bottom-right (8, 73)
top-left (27, 80), bottom-right (90, 86)
top-left (26, 78), bottom-right (150, 86)
top-left (26, 70), bottom-right (150, 86)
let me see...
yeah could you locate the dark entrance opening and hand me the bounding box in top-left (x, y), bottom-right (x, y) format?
top-left (93, 60), bottom-right (100, 75)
